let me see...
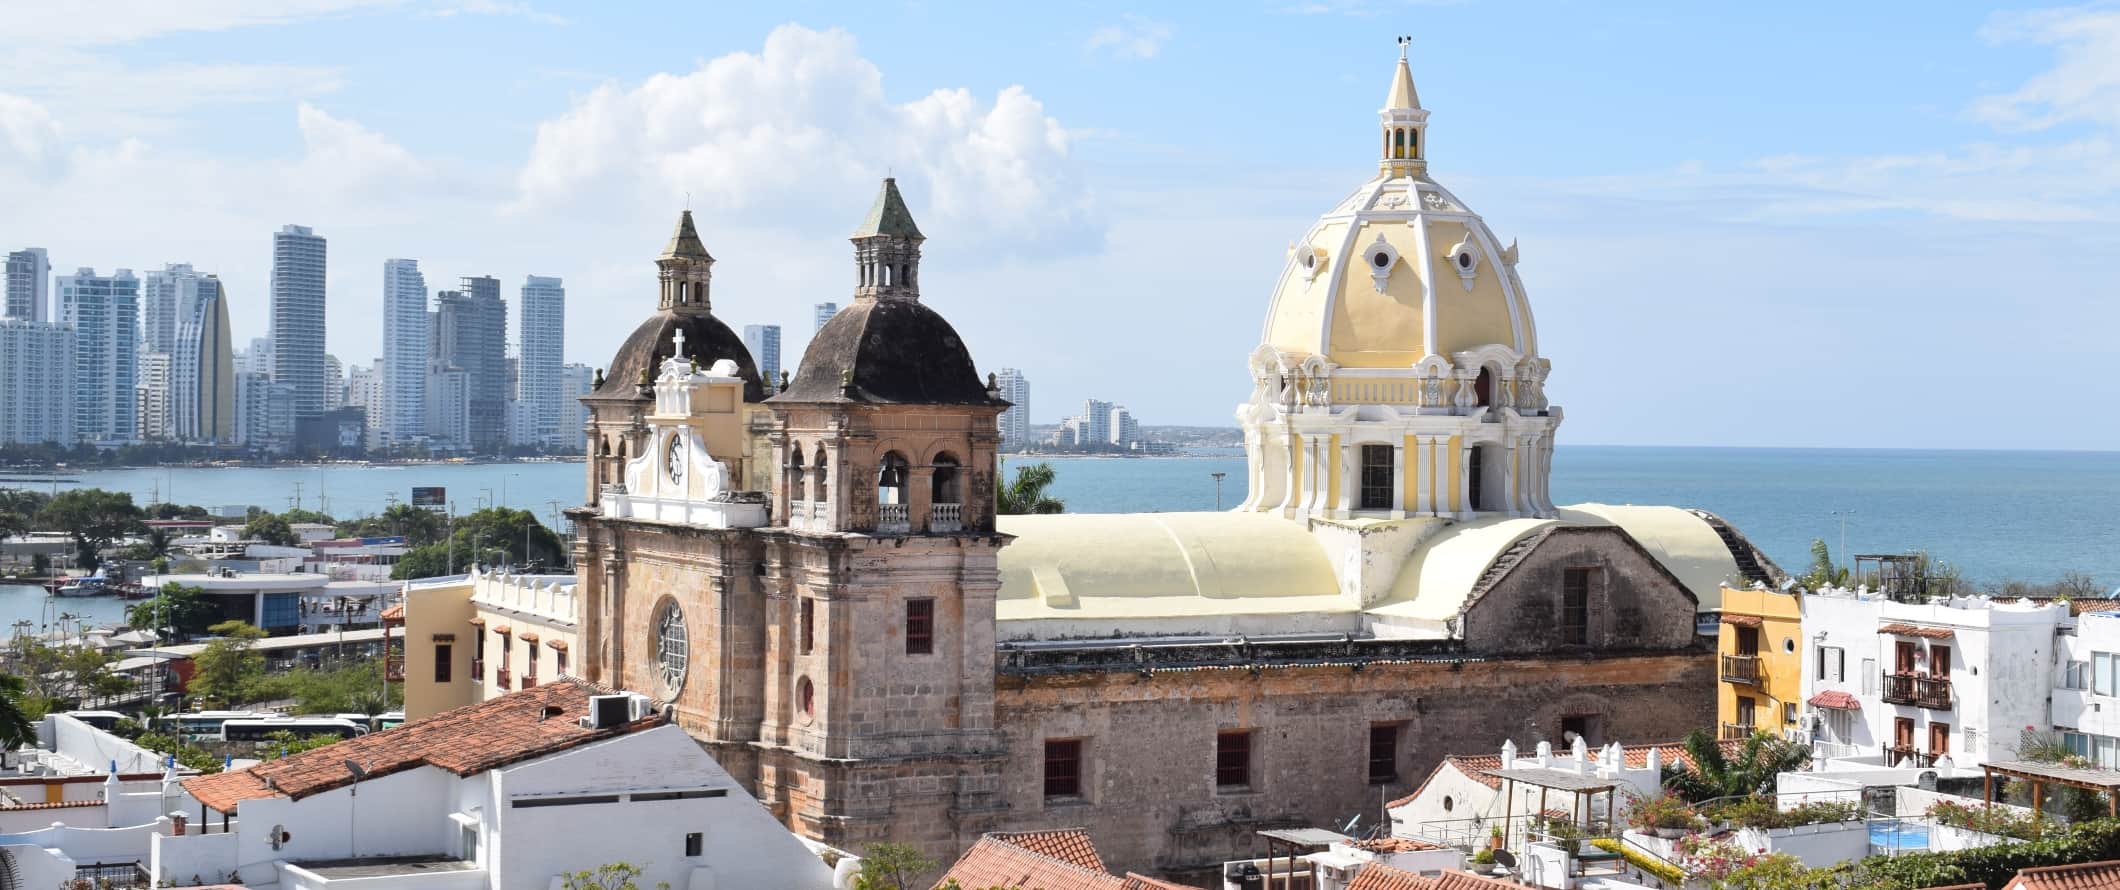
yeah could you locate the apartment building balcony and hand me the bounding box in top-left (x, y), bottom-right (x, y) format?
top-left (1720, 722), bottom-right (1757, 741)
top-left (878, 503), bottom-right (911, 534)
top-left (1887, 746), bottom-right (1939, 768)
top-left (1881, 673), bottom-right (1953, 709)
top-left (496, 667), bottom-right (512, 691)
top-left (471, 659), bottom-right (484, 682)
top-left (1719, 654), bottom-right (1761, 685)
top-left (930, 502), bottom-right (963, 533)
top-left (521, 674), bottom-right (538, 689)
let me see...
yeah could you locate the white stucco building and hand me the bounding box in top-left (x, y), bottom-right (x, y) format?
top-left (1800, 586), bottom-right (2068, 769)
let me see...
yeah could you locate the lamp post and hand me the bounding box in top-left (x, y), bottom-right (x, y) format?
top-left (1210, 472), bottom-right (1228, 511)
top-left (1830, 510), bottom-right (1857, 565)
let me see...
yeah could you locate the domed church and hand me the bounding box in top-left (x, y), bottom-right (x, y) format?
top-left (568, 48), bottom-right (1781, 879)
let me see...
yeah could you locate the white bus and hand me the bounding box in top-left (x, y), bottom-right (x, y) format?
top-left (172, 710), bottom-right (271, 740)
top-left (61, 710), bottom-right (126, 731)
top-left (220, 717), bottom-right (367, 743)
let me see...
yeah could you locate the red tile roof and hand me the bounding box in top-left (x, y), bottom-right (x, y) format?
top-left (1390, 739), bottom-right (1738, 809)
top-left (933, 833), bottom-right (1203, 890)
top-left (2007, 859), bottom-right (2120, 889)
top-left (1346, 862), bottom-right (1435, 890)
top-left (379, 603), bottom-right (404, 621)
top-left (1809, 690), bottom-right (1860, 710)
top-left (1429, 872), bottom-right (1524, 890)
top-left (183, 678), bottom-right (658, 813)
top-left (989, 829), bottom-right (1104, 872)
top-left (0, 799), bottom-right (106, 811)
top-left (1878, 623), bottom-right (1954, 639)
top-left (1719, 614), bottom-right (1763, 628)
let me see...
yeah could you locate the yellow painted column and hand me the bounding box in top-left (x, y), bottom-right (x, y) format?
top-left (1326, 434), bottom-right (1342, 513)
top-left (1402, 434), bottom-right (1418, 512)
top-left (1446, 434), bottom-right (1463, 515)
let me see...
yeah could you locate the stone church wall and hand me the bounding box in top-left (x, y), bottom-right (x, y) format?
top-left (990, 649), bottom-right (1714, 877)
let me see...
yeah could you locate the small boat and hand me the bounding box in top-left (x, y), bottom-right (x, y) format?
top-left (52, 571), bottom-right (110, 597)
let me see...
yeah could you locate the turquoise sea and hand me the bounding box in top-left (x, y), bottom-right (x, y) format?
top-left (5, 447), bottom-right (2117, 632)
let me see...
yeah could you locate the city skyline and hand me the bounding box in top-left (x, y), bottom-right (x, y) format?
top-left (0, 6), bottom-right (2116, 448)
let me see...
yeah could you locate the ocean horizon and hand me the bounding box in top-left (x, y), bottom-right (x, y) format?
top-left (6, 444), bottom-right (2113, 590)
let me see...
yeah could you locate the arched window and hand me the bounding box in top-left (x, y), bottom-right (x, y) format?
top-left (1408, 130), bottom-right (1418, 157)
top-left (1474, 367), bottom-right (1494, 407)
top-left (654, 598), bottom-right (688, 694)
top-left (788, 448), bottom-right (807, 502)
top-left (931, 453), bottom-right (961, 505)
top-left (812, 446), bottom-right (830, 504)
top-left (1468, 446), bottom-right (1486, 511)
top-left (878, 452), bottom-right (910, 505)
top-left (1393, 129), bottom-right (1405, 158)
top-left (881, 264), bottom-right (892, 287)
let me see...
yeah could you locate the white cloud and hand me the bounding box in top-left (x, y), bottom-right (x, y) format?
top-left (7, 0), bottom-right (399, 48)
top-left (292, 103), bottom-right (429, 196)
top-left (425, 0), bottom-right (567, 26)
top-left (1085, 16), bottom-right (1172, 60)
top-left (0, 93), bottom-right (64, 168)
top-left (1973, 6), bottom-right (2120, 131)
top-left (513, 24), bottom-right (1096, 252)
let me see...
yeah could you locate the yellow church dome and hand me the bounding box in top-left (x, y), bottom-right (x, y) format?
top-left (1259, 52), bottom-right (1536, 370)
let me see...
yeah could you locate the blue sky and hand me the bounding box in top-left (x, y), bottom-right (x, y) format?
top-left (4, 2), bottom-right (2117, 448)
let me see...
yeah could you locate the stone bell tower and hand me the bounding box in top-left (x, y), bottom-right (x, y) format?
top-left (749, 178), bottom-right (1013, 859)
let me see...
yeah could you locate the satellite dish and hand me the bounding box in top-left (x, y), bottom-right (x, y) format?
top-left (1493, 849), bottom-right (1518, 870)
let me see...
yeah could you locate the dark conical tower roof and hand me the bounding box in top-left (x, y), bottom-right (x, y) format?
top-left (662, 210), bottom-right (714, 262)
top-left (852, 178), bottom-right (923, 240)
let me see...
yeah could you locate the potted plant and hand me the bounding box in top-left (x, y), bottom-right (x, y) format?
top-left (1625, 792), bottom-right (1703, 838)
top-left (1469, 847), bottom-right (1496, 875)
top-left (1488, 824), bottom-right (1505, 851)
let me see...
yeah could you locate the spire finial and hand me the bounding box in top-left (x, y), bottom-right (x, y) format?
top-left (1398, 35), bottom-right (1411, 60)
top-left (671, 328), bottom-right (687, 360)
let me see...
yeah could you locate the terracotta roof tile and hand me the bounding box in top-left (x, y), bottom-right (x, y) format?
top-left (989, 829), bottom-right (1104, 872)
top-left (1346, 863), bottom-right (1436, 890)
top-left (379, 603), bottom-right (403, 621)
top-left (933, 833), bottom-right (1203, 890)
top-left (0, 799), bottom-right (106, 811)
top-left (2008, 859), bottom-right (2120, 889)
top-left (1878, 622), bottom-right (1954, 639)
top-left (1809, 690), bottom-right (1860, 710)
top-left (183, 678), bottom-right (655, 813)
top-left (1349, 837), bottom-right (1445, 853)
top-left (1719, 614), bottom-right (1763, 628)
top-left (1429, 871), bottom-right (1524, 890)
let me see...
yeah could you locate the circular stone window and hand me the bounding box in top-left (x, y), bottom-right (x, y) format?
top-left (654, 598), bottom-right (689, 695)
top-left (1457, 251), bottom-right (1474, 269)
top-left (796, 675), bottom-right (816, 723)
top-left (1372, 251), bottom-right (1391, 268)
top-left (1442, 795), bottom-right (1455, 813)
top-left (1784, 637), bottom-right (1797, 654)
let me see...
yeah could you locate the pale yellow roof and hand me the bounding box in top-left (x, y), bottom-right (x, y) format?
top-left (995, 512), bottom-right (1343, 624)
top-left (994, 504), bottom-right (1744, 637)
top-left (1386, 55), bottom-right (1420, 110)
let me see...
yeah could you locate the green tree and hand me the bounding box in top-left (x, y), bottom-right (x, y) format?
top-left (339, 503), bottom-right (448, 546)
top-left (852, 842), bottom-right (937, 890)
top-left (392, 543), bottom-right (454, 580)
top-left (145, 502), bottom-right (210, 521)
top-left (134, 731), bottom-right (222, 774)
top-left (189, 620), bottom-right (267, 707)
top-left (561, 862), bottom-right (671, 890)
top-left (0, 674), bottom-right (37, 749)
top-left (449, 507), bottom-right (565, 570)
top-left (37, 488), bottom-right (144, 570)
top-left (1667, 728), bottom-right (1811, 803)
top-left (996, 462), bottom-right (1064, 515)
top-left (127, 583), bottom-right (222, 639)
top-left (1800, 539), bottom-right (1847, 588)
top-left (280, 508), bottom-right (336, 526)
top-left (243, 513), bottom-right (299, 547)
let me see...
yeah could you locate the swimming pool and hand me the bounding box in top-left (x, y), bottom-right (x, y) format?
top-left (1870, 820), bottom-right (1930, 853)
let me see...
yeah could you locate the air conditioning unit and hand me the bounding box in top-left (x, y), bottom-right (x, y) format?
top-left (584, 695), bottom-right (633, 729)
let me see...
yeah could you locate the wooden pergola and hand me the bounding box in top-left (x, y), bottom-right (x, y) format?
top-left (1981, 760), bottom-right (2120, 830)
top-left (1493, 766), bottom-right (1621, 847)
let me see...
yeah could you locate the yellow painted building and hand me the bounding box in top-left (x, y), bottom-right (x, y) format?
top-left (399, 567), bottom-right (581, 721)
top-left (1716, 585), bottom-right (1805, 740)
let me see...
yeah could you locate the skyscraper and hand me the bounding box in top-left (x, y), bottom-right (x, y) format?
top-left (57, 267), bottom-right (140, 443)
top-left (994, 367), bottom-right (1030, 447)
top-left (518, 275), bottom-right (565, 447)
top-left (4, 248), bottom-right (49, 322)
top-left (742, 324), bottom-right (780, 390)
top-left (560, 362), bottom-right (592, 452)
top-left (235, 370), bottom-right (296, 451)
top-left (381, 258), bottom-right (429, 447)
top-left (141, 263), bottom-right (207, 356)
top-left (270, 224), bottom-right (328, 417)
top-left (136, 353), bottom-right (172, 441)
top-left (323, 354), bottom-right (345, 410)
top-left (0, 319), bottom-right (73, 444)
top-left (432, 282), bottom-right (507, 452)
top-left (172, 276), bottom-right (235, 443)
top-left (813, 302), bottom-right (839, 333)
top-left (238, 337), bottom-right (273, 375)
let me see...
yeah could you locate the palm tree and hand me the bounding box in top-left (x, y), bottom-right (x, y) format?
top-left (1667, 728), bottom-right (1810, 803)
top-left (0, 674), bottom-right (37, 750)
top-left (996, 462), bottom-right (1065, 515)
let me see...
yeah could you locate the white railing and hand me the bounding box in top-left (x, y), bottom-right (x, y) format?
top-left (877, 503), bottom-right (910, 534)
top-left (930, 502), bottom-right (962, 533)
